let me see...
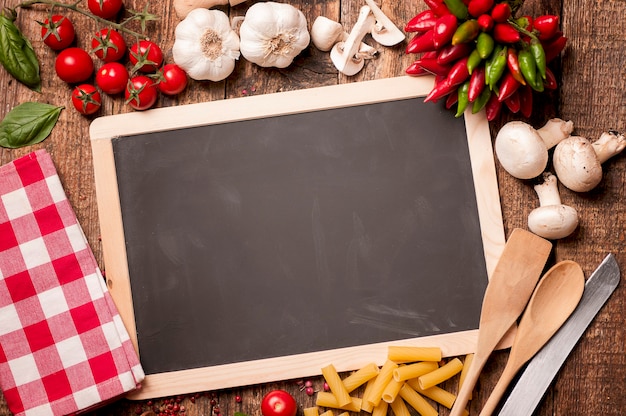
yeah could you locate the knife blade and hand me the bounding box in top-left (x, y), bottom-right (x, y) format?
top-left (496, 253), bottom-right (620, 416)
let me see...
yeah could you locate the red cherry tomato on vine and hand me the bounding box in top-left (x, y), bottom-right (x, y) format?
top-left (71, 84), bottom-right (101, 115)
top-left (125, 75), bottom-right (158, 111)
top-left (40, 15), bottom-right (75, 50)
top-left (260, 390), bottom-right (297, 416)
top-left (87, 0), bottom-right (123, 19)
top-left (157, 64), bottom-right (188, 95)
top-left (129, 40), bottom-right (163, 73)
top-left (96, 62), bottom-right (129, 94)
top-left (55, 47), bottom-right (94, 84)
top-left (91, 28), bottom-right (127, 62)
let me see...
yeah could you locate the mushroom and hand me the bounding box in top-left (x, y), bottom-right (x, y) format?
top-left (494, 118), bottom-right (574, 180)
top-left (364, 0), bottom-right (405, 46)
top-left (173, 0), bottom-right (246, 19)
top-left (330, 5), bottom-right (377, 76)
top-left (553, 130), bottom-right (626, 192)
top-left (528, 172), bottom-right (579, 239)
top-left (310, 16), bottom-right (378, 59)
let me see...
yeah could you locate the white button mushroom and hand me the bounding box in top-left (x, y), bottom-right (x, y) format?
top-left (553, 130), bottom-right (626, 192)
top-left (330, 6), bottom-right (376, 76)
top-left (528, 172), bottom-right (579, 240)
top-left (495, 118), bottom-right (574, 180)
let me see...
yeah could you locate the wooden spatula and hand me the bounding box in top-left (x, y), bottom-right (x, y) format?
top-left (449, 228), bottom-right (552, 416)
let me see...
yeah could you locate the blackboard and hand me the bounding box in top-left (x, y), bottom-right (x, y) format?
top-left (90, 76), bottom-right (505, 399)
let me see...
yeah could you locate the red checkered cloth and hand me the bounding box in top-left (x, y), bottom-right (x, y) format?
top-left (0, 150), bottom-right (144, 416)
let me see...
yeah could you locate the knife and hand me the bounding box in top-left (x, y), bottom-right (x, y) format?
top-left (496, 253), bottom-right (620, 416)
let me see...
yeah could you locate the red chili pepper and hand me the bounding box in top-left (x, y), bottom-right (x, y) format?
top-left (424, 78), bottom-right (457, 102)
top-left (485, 92), bottom-right (502, 121)
top-left (544, 67), bottom-right (558, 90)
top-left (543, 35), bottom-right (568, 62)
top-left (493, 23), bottom-right (521, 43)
top-left (436, 42), bottom-right (473, 65)
top-left (406, 30), bottom-right (436, 54)
top-left (490, 3), bottom-right (511, 23)
top-left (518, 84), bottom-right (533, 118)
top-left (506, 48), bottom-right (526, 85)
top-left (405, 60), bottom-right (429, 76)
top-left (446, 56), bottom-right (470, 86)
top-left (445, 90), bottom-right (459, 109)
top-left (423, 0), bottom-right (452, 16)
top-left (415, 57), bottom-right (453, 76)
top-left (467, 0), bottom-right (494, 18)
top-left (468, 65), bottom-right (485, 102)
top-left (477, 13), bottom-right (494, 31)
top-left (533, 15), bottom-right (559, 40)
top-left (405, 10), bottom-right (438, 33)
top-left (504, 89), bottom-right (521, 113)
top-left (497, 71), bottom-right (521, 102)
top-left (433, 13), bottom-right (458, 48)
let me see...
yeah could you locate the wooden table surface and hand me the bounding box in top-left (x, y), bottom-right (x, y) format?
top-left (1, 0), bottom-right (625, 415)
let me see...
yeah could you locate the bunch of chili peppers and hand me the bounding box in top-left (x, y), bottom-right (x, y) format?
top-left (404, 0), bottom-right (567, 120)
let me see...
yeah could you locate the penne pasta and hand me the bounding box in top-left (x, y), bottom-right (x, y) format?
top-left (371, 400), bottom-right (388, 416)
top-left (389, 397), bottom-right (411, 416)
top-left (393, 361), bottom-right (439, 382)
top-left (459, 353), bottom-right (474, 400)
top-left (304, 407), bottom-right (320, 416)
top-left (315, 392), bottom-right (362, 412)
top-left (342, 362), bottom-right (380, 393)
top-left (322, 364), bottom-right (352, 407)
top-left (365, 360), bottom-right (398, 407)
top-left (398, 384), bottom-right (438, 416)
top-left (387, 346), bottom-right (442, 363)
top-left (406, 379), bottom-right (456, 409)
top-left (381, 378), bottom-right (404, 403)
top-left (418, 357), bottom-right (464, 390)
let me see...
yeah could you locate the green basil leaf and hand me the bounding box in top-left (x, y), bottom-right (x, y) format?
top-left (0, 102), bottom-right (63, 148)
top-left (0, 12), bottom-right (41, 91)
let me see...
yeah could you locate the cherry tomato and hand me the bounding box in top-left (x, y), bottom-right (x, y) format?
top-left (125, 75), bottom-right (158, 111)
top-left (96, 62), bottom-right (129, 94)
top-left (40, 15), bottom-right (75, 51)
top-left (87, 0), bottom-right (123, 19)
top-left (71, 84), bottom-right (101, 115)
top-left (157, 63), bottom-right (188, 95)
top-left (55, 47), bottom-right (94, 84)
top-left (91, 28), bottom-right (127, 62)
top-left (261, 390), bottom-right (297, 416)
top-left (129, 40), bottom-right (163, 73)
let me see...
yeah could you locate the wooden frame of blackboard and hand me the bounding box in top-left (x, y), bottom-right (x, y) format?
top-left (90, 76), bottom-right (506, 400)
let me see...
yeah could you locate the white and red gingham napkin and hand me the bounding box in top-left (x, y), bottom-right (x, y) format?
top-left (0, 150), bottom-right (144, 416)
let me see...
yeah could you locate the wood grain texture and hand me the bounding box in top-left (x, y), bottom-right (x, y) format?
top-left (0, 0), bottom-right (625, 415)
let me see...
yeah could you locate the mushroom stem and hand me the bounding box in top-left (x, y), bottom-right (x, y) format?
top-left (536, 118), bottom-right (574, 149)
top-left (363, 0), bottom-right (405, 46)
top-left (592, 130), bottom-right (626, 164)
top-left (528, 172), bottom-right (579, 240)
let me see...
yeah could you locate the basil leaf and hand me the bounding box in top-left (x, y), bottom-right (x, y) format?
top-left (0, 11), bottom-right (41, 91)
top-left (0, 102), bottom-right (63, 148)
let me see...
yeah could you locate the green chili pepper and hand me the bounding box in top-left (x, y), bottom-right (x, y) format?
top-left (452, 20), bottom-right (480, 45)
top-left (466, 48), bottom-right (482, 74)
top-left (518, 48), bottom-right (539, 90)
top-left (455, 81), bottom-right (470, 117)
top-left (0, 10), bottom-right (41, 91)
top-left (530, 38), bottom-right (547, 80)
top-left (476, 32), bottom-right (495, 59)
top-left (487, 46), bottom-right (507, 91)
top-left (472, 87), bottom-right (491, 113)
top-left (444, 0), bottom-right (469, 20)
top-left (484, 44), bottom-right (503, 88)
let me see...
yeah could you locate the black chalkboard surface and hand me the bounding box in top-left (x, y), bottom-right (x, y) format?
top-left (90, 76), bottom-right (505, 399)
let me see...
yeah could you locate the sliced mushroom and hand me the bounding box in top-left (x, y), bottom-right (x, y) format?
top-left (330, 6), bottom-right (376, 76)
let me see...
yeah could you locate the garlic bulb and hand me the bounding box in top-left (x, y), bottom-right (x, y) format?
top-left (239, 2), bottom-right (310, 68)
top-left (173, 8), bottom-right (240, 82)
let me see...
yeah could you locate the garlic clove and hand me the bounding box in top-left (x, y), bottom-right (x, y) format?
top-left (311, 16), bottom-right (345, 51)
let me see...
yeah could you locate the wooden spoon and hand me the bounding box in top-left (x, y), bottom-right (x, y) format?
top-left (449, 229), bottom-right (552, 416)
top-left (478, 260), bottom-right (585, 416)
